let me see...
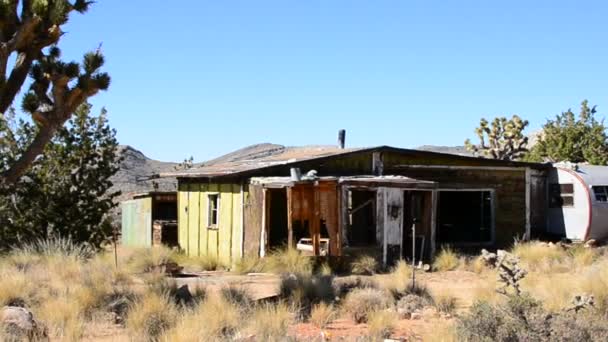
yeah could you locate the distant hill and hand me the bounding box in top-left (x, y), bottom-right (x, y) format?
top-left (111, 145), bottom-right (178, 202)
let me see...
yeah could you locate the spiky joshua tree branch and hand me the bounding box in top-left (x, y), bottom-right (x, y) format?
top-left (465, 115), bottom-right (529, 161)
top-left (0, 0), bottom-right (110, 184)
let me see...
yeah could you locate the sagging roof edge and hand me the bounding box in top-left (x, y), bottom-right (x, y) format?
top-left (159, 145), bottom-right (552, 181)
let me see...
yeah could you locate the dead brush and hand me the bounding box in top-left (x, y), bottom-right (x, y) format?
top-left (342, 288), bottom-right (392, 323)
top-left (246, 302), bottom-right (294, 341)
top-left (264, 248), bottom-right (313, 275)
top-left (126, 291), bottom-right (178, 341)
top-left (220, 285), bottom-right (253, 310)
top-left (434, 292), bottom-right (458, 315)
top-left (433, 246), bottom-right (461, 271)
top-left (310, 302), bottom-right (336, 329)
top-left (367, 310), bottom-right (397, 339)
top-left (350, 255), bottom-right (379, 275)
top-left (161, 295), bottom-right (241, 341)
top-left (279, 273), bottom-right (335, 318)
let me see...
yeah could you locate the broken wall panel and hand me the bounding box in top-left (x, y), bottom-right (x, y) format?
top-left (243, 184), bottom-right (263, 256)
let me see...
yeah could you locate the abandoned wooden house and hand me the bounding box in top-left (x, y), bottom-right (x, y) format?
top-left (159, 142), bottom-right (550, 265)
top-left (121, 192), bottom-right (179, 248)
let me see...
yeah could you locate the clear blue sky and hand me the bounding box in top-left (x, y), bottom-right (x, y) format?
top-left (58, 1), bottom-right (608, 162)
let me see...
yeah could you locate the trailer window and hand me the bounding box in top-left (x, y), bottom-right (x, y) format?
top-left (549, 183), bottom-right (574, 208)
top-left (593, 186), bottom-right (608, 202)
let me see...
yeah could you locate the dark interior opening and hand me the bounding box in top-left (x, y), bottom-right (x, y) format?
top-left (268, 189), bottom-right (289, 248)
top-left (402, 191), bottom-right (430, 261)
top-left (437, 191), bottom-right (492, 244)
top-left (348, 190), bottom-right (377, 246)
top-left (154, 200), bottom-right (177, 221)
top-left (161, 223), bottom-right (178, 247)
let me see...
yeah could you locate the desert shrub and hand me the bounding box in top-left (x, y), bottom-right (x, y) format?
top-left (333, 275), bottom-right (377, 299)
top-left (246, 303), bottom-right (293, 341)
top-left (396, 294), bottom-right (429, 318)
top-left (310, 302), bottom-right (336, 329)
top-left (220, 286), bottom-right (252, 310)
top-left (123, 246), bottom-right (177, 274)
top-left (468, 255), bottom-right (488, 274)
top-left (367, 310), bottom-right (396, 339)
top-left (280, 273), bottom-right (334, 318)
top-left (390, 281), bottom-right (433, 302)
top-left (16, 237), bottom-right (95, 260)
top-left (161, 295), bottom-right (241, 341)
top-left (342, 288), bottom-right (391, 323)
top-left (434, 293), bottom-right (458, 315)
top-left (265, 248), bottom-right (313, 275)
top-left (350, 255), bottom-right (379, 275)
top-left (37, 295), bottom-right (85, 341)
top-left (433, 246), bottom-right (460, 271)
top-left (457, 300), bottom-right (515, 342)
top-left (126, 292), bottom-right (178, 341)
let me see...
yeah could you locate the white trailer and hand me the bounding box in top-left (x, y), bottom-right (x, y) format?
top-left (547, 164), bottom-right (608, 241)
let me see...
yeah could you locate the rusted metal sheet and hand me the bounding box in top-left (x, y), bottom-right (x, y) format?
top-left (243, 184), bottom-right (263, 256)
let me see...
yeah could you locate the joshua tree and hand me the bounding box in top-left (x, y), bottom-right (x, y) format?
top-left (465, 115), bottom-right (529, 160)
top-left (0, 0), bottom-right (110, 184)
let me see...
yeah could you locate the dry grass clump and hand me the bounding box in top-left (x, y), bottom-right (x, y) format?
top-left (350, 255), bottom-right (379, 275)
top-left (161, 295), bottom-right (241, 341)
top-left (37, 295), bottom-right (84, 341)
top-left (434, 292), bottom-right (458, 314)
top-left (220, 285), bottom-right (253, 309)
top-left (511, 241), bottom-right (568, 272)
top-left (174, 253), bottom-right (226, 272)
top-left (367, 309), bottom-right (397, 339)
top-left (342, 288), bottom-right (392, 323)
top-left (310, 302), bottom-right (336, 328)
top-left (569, 245), bottom-right (600, 267)
top-left (376, 259), bottom-right (411, 293)
top-left (433, 246), bottom-right (461, 271)
top-left (264, 248), bottom-right (313, 275)
top-left (279, 273), bottom-right (334, 318)
top-left (122, 246), bottom-right (176, 274)
top-left (232, 254), bottom-right (265, 274)
top-left (246, 303), bottom-right (294, 341)
top-left (126, 292), bottom-right (178, 341)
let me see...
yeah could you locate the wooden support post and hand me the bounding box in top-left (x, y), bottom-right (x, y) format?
top-left (287, 186), bottom-right (294, 249)
top-left (313, 185), bottom-right (321, 256)
top-left (430, 190), bottom-right (438, 258)
top-left (340, 185), bottom-right (349, 251)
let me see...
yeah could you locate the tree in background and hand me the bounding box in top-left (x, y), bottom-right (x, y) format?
top-left (525, 100), bottom-right (608, 165)
top-left (465, 115), bottom-right (529, 160)
top-left (0, 103), bottom-right (121, 250)
top-left (0, 0), bottom-right (110, 184)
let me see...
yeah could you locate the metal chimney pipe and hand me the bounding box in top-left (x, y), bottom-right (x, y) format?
top-left (338, 129), bottom-right (346, 149)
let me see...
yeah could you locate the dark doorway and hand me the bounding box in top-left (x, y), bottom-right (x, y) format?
top-left (402, 191), bottom-right (432, 261)
top-left (268, 189), bottom-right (289, 248)
top-left (437, 191), bottom-right (493, 244)
top-left (348, 190), bottom-right (377, 246)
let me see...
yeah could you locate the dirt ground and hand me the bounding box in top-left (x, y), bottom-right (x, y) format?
top-left (79, 270), bottom-right (487, 341)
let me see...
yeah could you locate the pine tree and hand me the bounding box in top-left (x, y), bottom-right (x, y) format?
top-left (465, 115), bottom-right (529, 160)
top-left (526, 100), bottom-right (608, 165)
top-left (0, 0), bottom-right (110, 184)
top-left (0, 103), bottom-right (121, 250)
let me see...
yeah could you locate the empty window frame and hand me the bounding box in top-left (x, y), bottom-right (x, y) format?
top-left (593, 186), bottom-right (608, 203)
top-left (549, 183), bottom-right (574, 208)
top-left (207, 194), bottom-right (220, 227)
top-left (437, 190), bottom-right (493, 244)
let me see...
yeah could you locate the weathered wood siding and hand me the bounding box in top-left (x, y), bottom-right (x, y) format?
top-left (177, 182), bottom-right (244, 264)
top-left (121, 197), bottom-right (152, 247)
top-left (384, 166), bottom-right (527, 247)
top-left (243, 184), bottom-right (263, 256)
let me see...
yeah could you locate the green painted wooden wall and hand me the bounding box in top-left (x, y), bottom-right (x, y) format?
top-left (121, 197), bottom-right (152, 247)
top-left (178, 183), bottom-right (244, 265)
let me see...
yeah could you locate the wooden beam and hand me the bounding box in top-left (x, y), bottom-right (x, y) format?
top-left (287, 186), bottom-right (294, 249)
top-left (430, 190), bottom-right (438, 258)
